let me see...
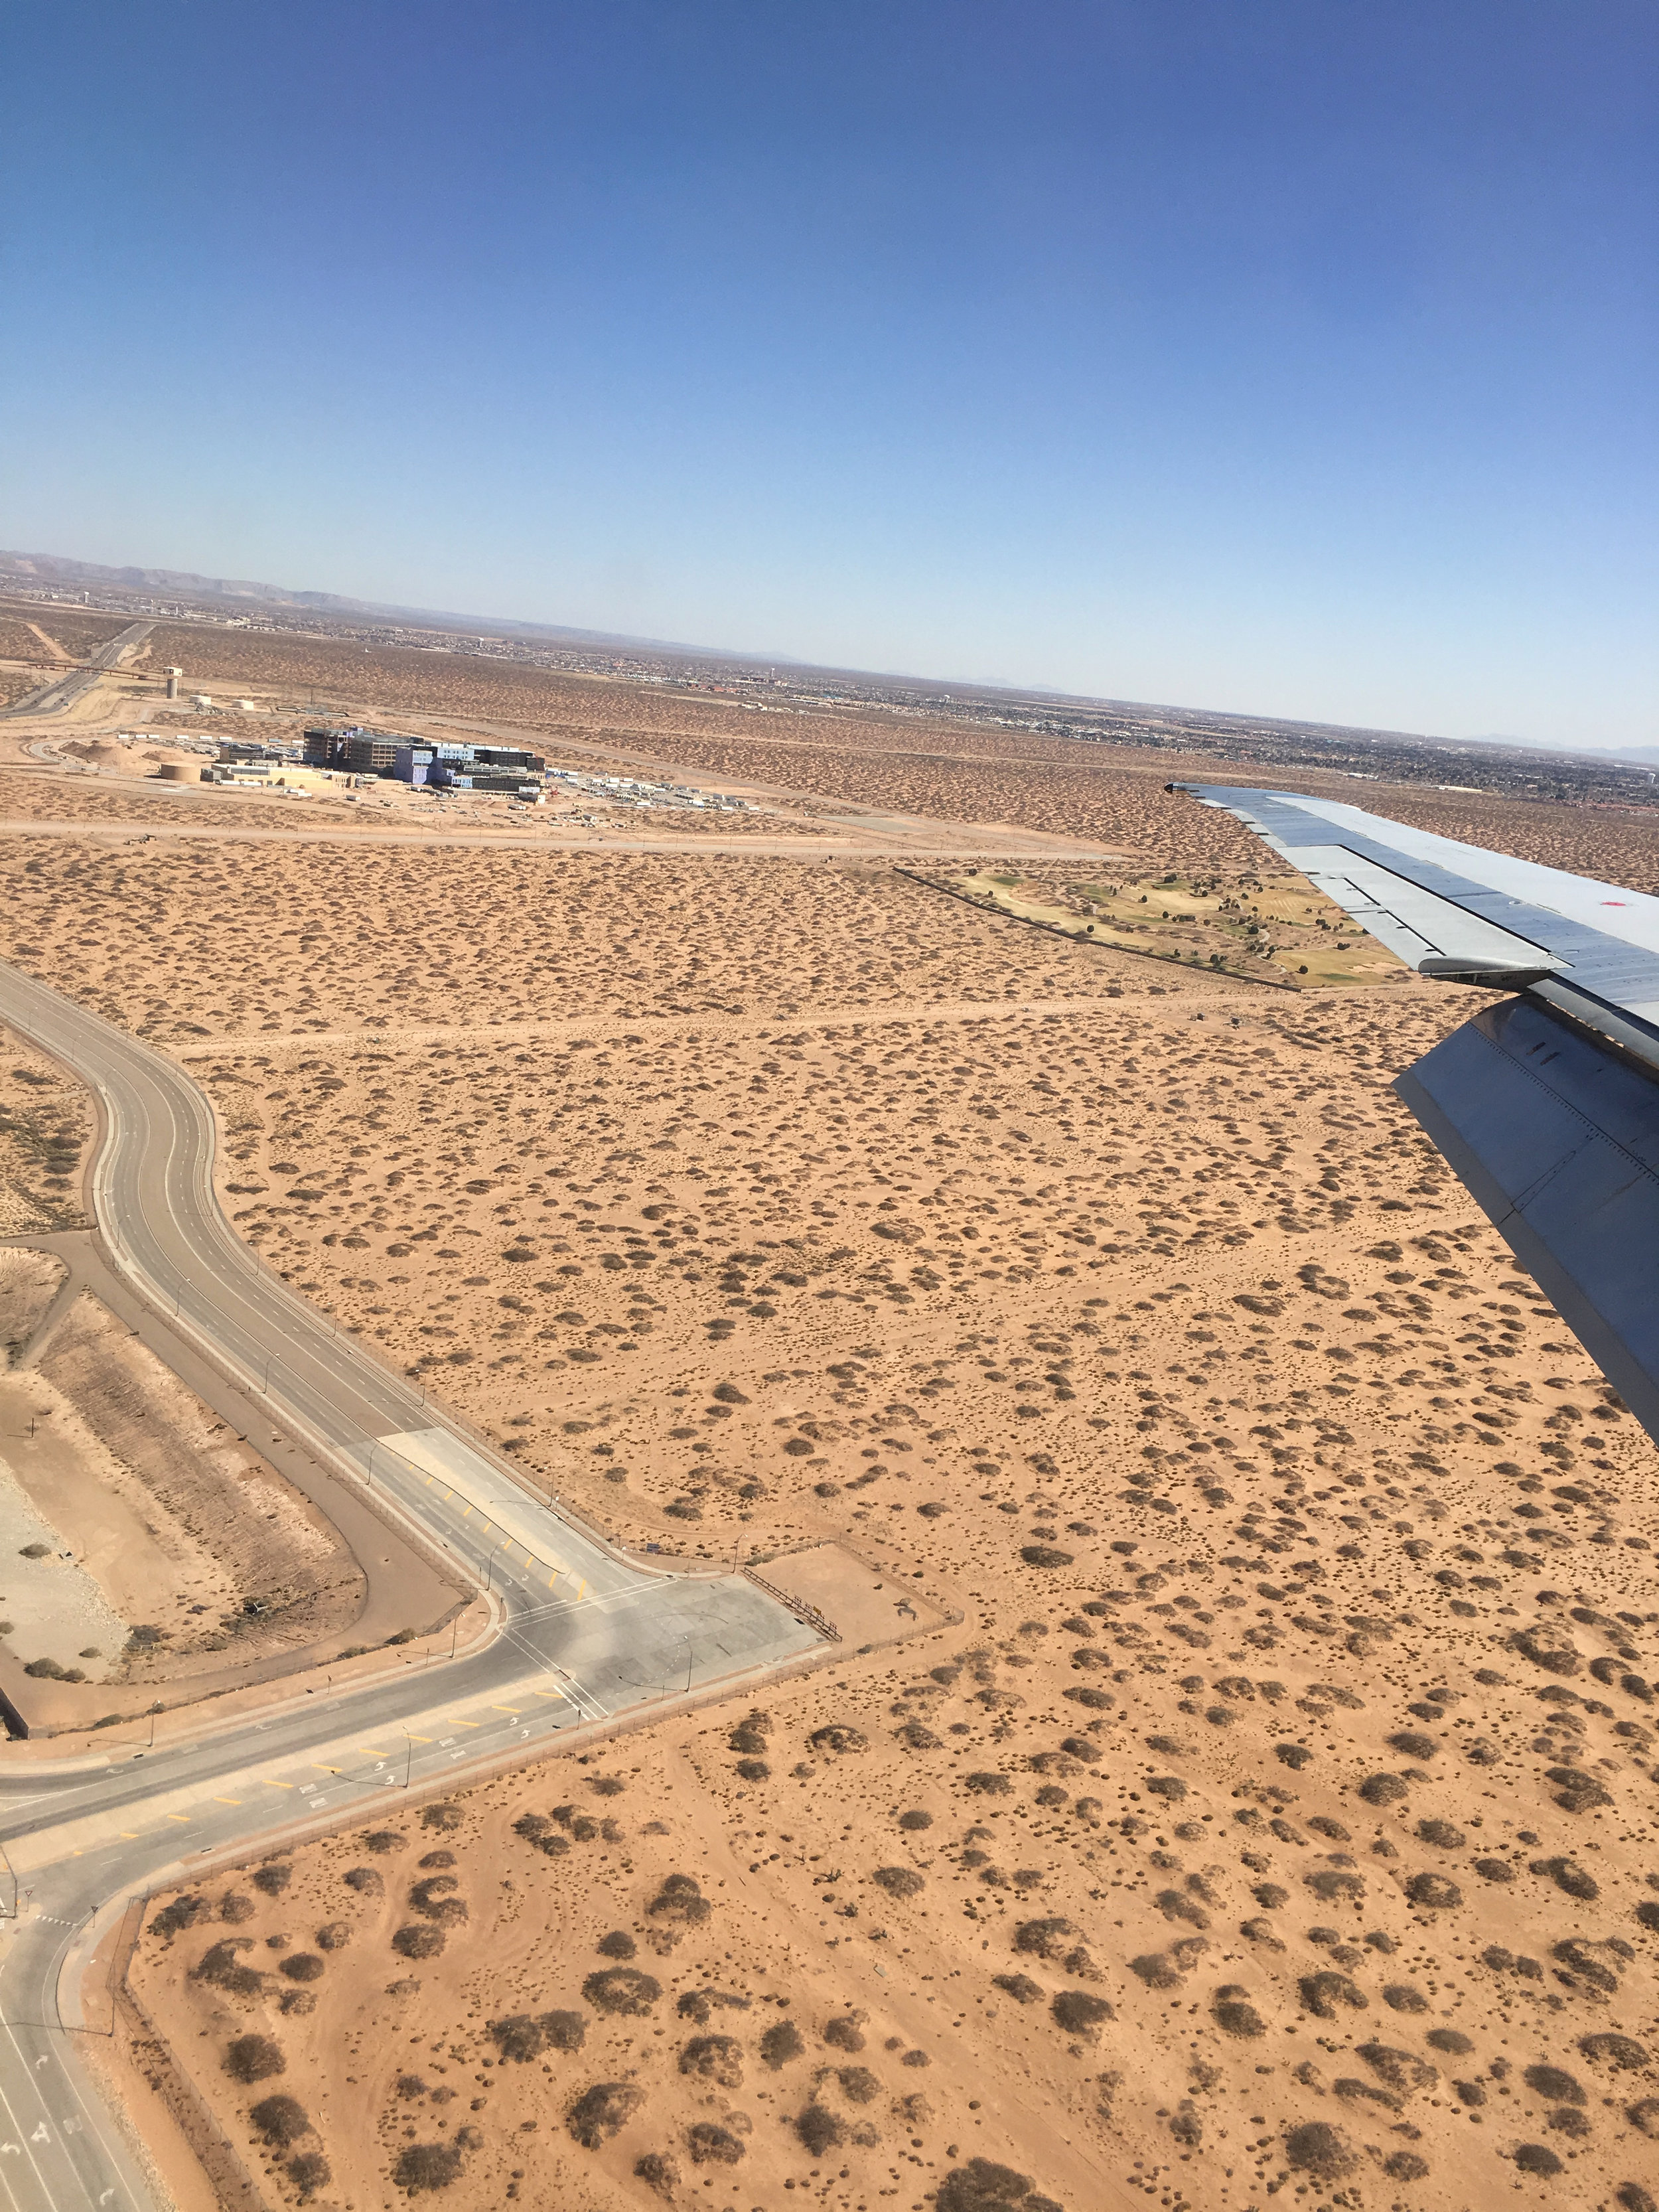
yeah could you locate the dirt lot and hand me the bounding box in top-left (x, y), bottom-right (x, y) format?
top-left (31, 1294), bottom-right (366, 1680)
top-left (7, 705), bottom-right (1651, 2211)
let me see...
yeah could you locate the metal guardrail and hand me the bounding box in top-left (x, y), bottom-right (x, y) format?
top-left (742, 1568), bottom-right (839, 1642)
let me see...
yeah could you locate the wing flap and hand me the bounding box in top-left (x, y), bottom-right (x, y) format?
top-left (1395, 997), bottom-right (1659, 1447)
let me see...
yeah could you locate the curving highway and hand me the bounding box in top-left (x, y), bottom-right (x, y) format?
top-left (1, 625), bottom-right (157, 722)
top-left (0, 960), bottom-right (822, 2211)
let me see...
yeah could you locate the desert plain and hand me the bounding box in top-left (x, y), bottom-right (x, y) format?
top-left (0, 603), bottom-right (1656, 2212)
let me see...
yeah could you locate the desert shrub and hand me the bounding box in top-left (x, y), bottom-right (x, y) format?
top-left (1021, 1546), bottom-right (1072, 1569)
top-left (220, 1893), bottom-right (255, 1924)
top-left (993, 1974), bottom-right (1044, 2004)
top-left (279, 1953), bottom-right (323, 1983)
top-left (898, 1810), bottom-right (932, 1831)
top-left (1581, 2033), bottom-right (1649, 2070)
top-left (394, 2141), bottom-right (463, 2192)
top-left (149, 1895), bottom-right (210, 1942)
top-left (288, 2150), bottom-right (330, 2198)
top-left (1014, 1917), bottom-right (1078, 1962)
top-left (838, 2066), bottom-right (881, 2104)
top-left (809, 1725), bottom-right (869, 1755)
top-left (1388, 1732), bottom-right (1439, 1761)
top-left (1129, 1954), bottom-right (1180, 1990)
top-left (417, 1849), bottom-right (455, 1870)
top-left (597, 1927), bottom-right (639, 1958)
top-left (1629, 2098), bottom-right (1659, 2137)
top-left (513, 1812), bottom-right (570, 1859)
top-left (1144, 1775), bottom-right (1187, 1802)
top-left (421, 1802), bottom-right (464, 1830)
top-left (736, 1757), bottom-right (771, 1781)
top-left (252, 1862), bottom-right (292, 1897)
top-left (677, 1986), bottom-right (751, 2024)
top-left (635, 2151), bottom-right (680, 2197)
top-left (583, 1967), bottom-right (661, 2016)
top-left (1358, 2043), bottom-right (1437, 2093)
top-left (567, 2081), bottom-right (643, 2148)
top-left (193, 1941), bottom-right (264, 1998)
top-left (1382, 1982), bottom-right (1428, 2013)
top-left (1417, 1818), bottom-right (1465, 1848)
top-left (280, 1989), bottom-right (317, 2018)
top-left (409, 1876), bottom-right (467, 1923)
top-left (901, 2046), bottom-right (932, 2069)
top-left (490, 2016), bottom-right (546, 2063)
top-left (1515, 2144), bottom-right (1563, 2176)
top-left (249, 2095), bottom-right (310, 2148)
top-left (937, 2158), bottom-right (1062, 2212)
top-left (1404, 1871), bottom-right (1461, 1911)
top-left (823, 2016), bottom-right (866, 2053)
top-left (679, 2034), bottom-right (743, 2087)
top-left (224, 2035), bottom-right (284, 2084)
top-left (873, 1867), bottom-right (924, 1899)
top-left (315, 1922), bottom-right (352, 1951)
top-left (1426, 2028), bottom-right (1472, 2055)
top-left (1382, 2151), bottom-right (1429, 2181)
top-left (392, 1924), bottom-right (444, 1960)
top-left (1615, 2187), bottom-right (1656, 2212)
top-left (1051, 1992), bottom-right (1112, 2035)
top-left (647, 1873), bottom-right (711, 1925)
top-left (543, 2009), bottom-right (587, 2052)
top-left (796, 2104), bottom-right (845, 2156)
top-left (1524, 2064), bottom-right (1585, 2106)
top-left (342, 1866), bottom-right (384, 1897)
top-left (1300, 1971), bottom-right (1366, 2019)
top-left (1358, 1773), bottom-right (1407, 1806)
top-left (1283, 2121), bottom-right (1356, 2179)
top-left (396, 2075), bottom-right (427, 2099)
top-left (686, 2122), bottom-right (745, 2165)
top-left (363, 1830), bottom-right (406, 1854)
top-left (963, 1771), bottom-right (1011, 1797)
top-left (760, 2020), bottom-right (805, 2069)
top-left (1212, 1988), bottom-right (1265, 2038)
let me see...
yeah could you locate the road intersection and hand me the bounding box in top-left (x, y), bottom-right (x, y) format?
top-left (0, 960), bottom-right (824, 2211)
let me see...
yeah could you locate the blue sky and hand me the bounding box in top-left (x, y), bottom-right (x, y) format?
top-left (3, 2), bottom-right (1654, 745)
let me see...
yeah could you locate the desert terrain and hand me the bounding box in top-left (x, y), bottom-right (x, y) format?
top-left (1, 619), bottom-right (1656, 2212)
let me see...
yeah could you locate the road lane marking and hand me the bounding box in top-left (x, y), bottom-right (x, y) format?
top-left (214, 1796), bottom-right (242, 1805)
top-left (166, 1814), bottom-right (189, 1823)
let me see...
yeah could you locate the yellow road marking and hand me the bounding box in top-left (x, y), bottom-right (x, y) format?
top-left (407, 1733), bottom-right (433, 1743)
top-left (455, 1719), bottom-right (480, 1729)
top-left (214, 1796), bottom-right (242, 1805)
top-left (264, 1779), bottom-right (295, 1789)
top-left (491, 1705), bottom-right (520, 1716)
top-left (167, 1813), bottom-right (190, 1823)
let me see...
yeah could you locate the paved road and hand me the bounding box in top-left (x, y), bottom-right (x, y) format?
top-left (0, 959), bottom-right (822, 2212)
top-left (1, 626), bottom-right (156, 721)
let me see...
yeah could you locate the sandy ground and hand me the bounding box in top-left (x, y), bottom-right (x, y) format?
top-left (28, 1293), bottom-right (367, 1682)
top-left (1, 689), bottom-right (1651, 2210)
top-left (0, 1018), bottom-right (94, 1232)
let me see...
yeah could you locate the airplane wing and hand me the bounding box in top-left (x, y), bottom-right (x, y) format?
top-left (1173, 782), bottom-right (1659, 1447)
